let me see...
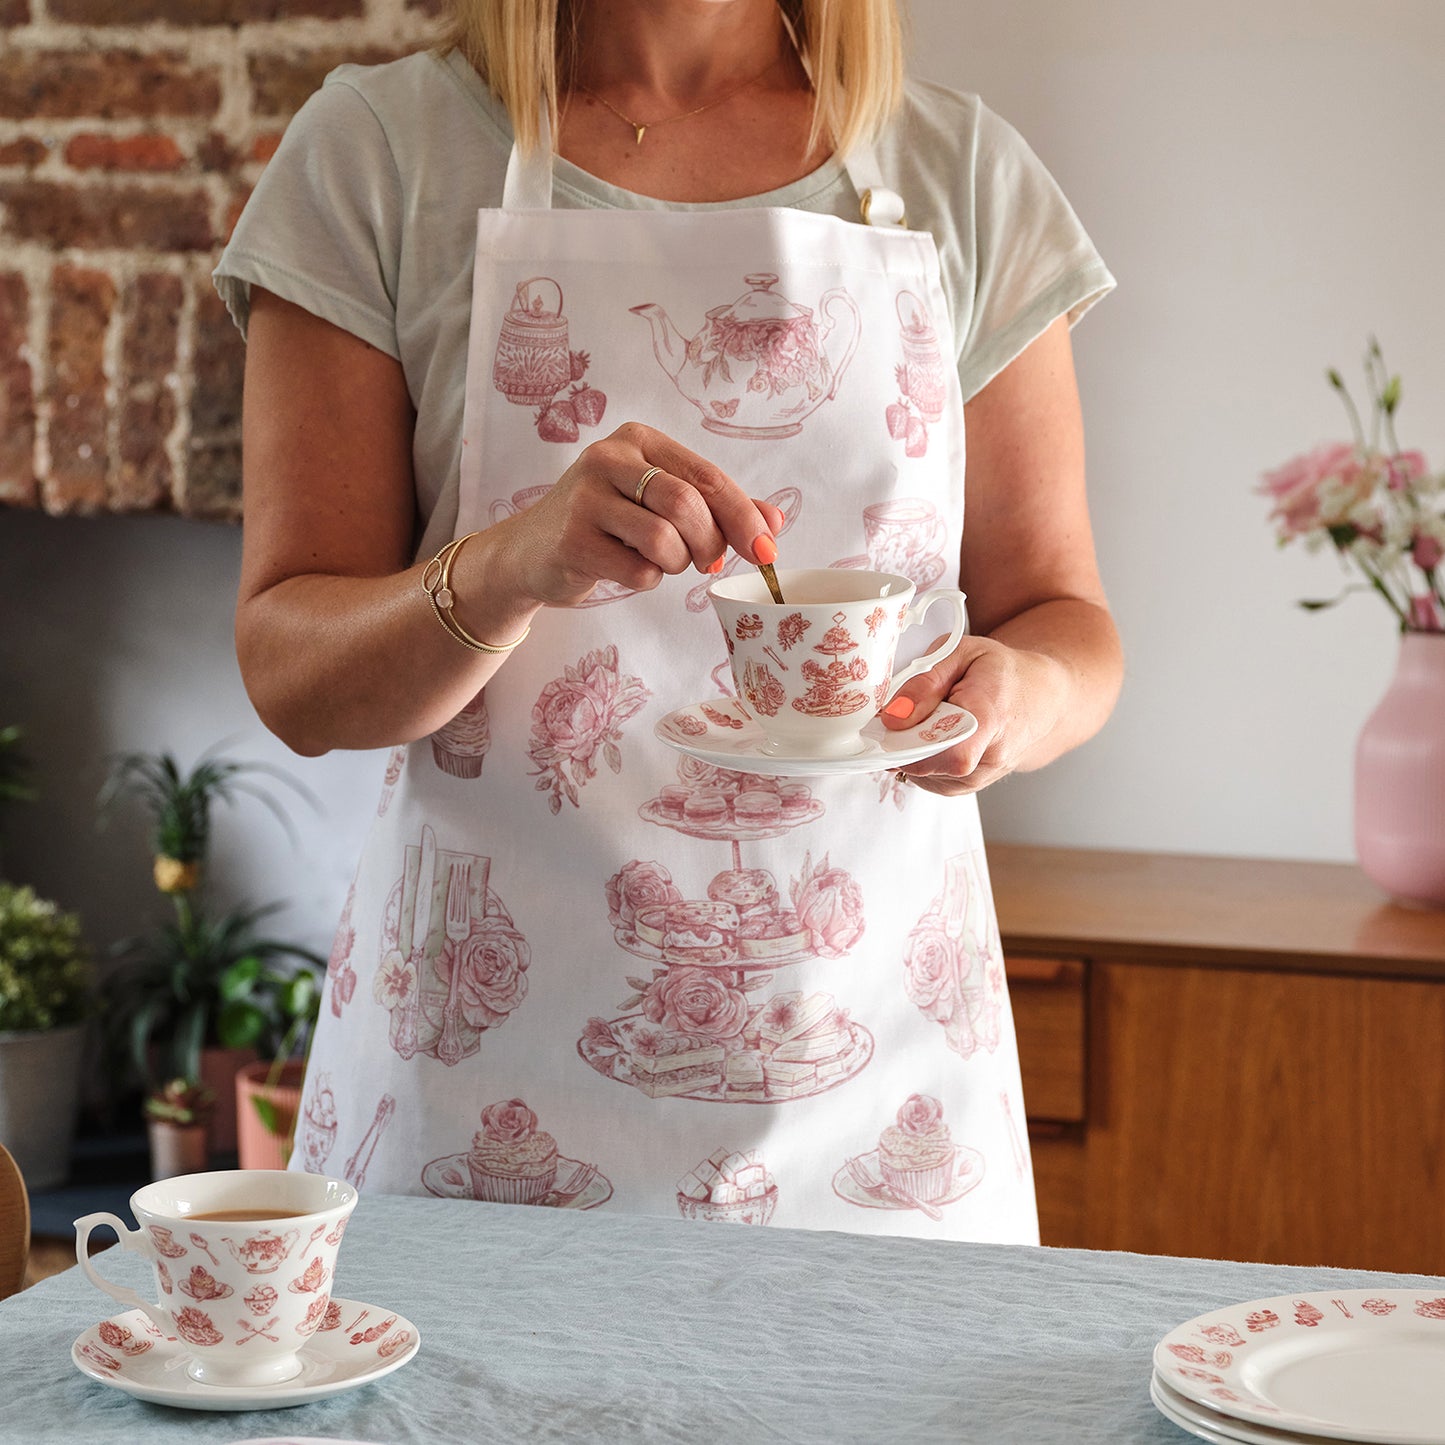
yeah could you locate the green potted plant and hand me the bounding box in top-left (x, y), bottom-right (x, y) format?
top-left (0, 883), bottom-right (93, 1189)
top-left (99, 747), bottom-right (320, 1156)
top-left (142, 1076), bottom-right (216, 1179)
top-left (224, 958), bottom-right (323, 1169)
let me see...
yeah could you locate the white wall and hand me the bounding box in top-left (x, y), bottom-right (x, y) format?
top-left (4, 0), bottom-right (1444, 955)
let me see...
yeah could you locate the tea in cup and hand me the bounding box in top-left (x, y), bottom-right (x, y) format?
top-left (74, 1169), bottom-right (356, 1388)
top-left (708, 568), bottom-right (968, 758)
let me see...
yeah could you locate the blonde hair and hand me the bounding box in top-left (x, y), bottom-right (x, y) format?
top-left (439, 1), bottom-right (905, 158)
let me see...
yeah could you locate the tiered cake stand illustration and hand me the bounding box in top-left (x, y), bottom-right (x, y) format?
top-left (577, 773), bottom-right (874, 1104)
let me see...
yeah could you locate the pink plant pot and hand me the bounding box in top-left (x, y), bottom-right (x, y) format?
top-left (1354, 632), bottom-right (1445, 908)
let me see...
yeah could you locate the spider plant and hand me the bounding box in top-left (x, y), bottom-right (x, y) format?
top-left (98, 747), bottom-right (315, 894)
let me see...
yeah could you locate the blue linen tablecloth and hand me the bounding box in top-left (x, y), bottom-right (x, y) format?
top-left (3, 1193), bottom-right (1443, 1444)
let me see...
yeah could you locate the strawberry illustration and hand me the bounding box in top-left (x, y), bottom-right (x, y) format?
top-left (569, 383), bottom-right (607, 428)
top-left (569, 349), bottom-right (590, 381)
top-left (537, 399), bottom-right (579, 443)
top-left (885, 401), bottom-right (910, 440)
top-left (905, 416), bottom-right (928, 458)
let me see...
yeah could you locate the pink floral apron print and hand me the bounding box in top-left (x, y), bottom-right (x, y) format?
top-left (832, 1094), bottom-right (985, 1218)
top-left (341, 1092), bottom-right (397, 1188)
top-left (326, 883), bottom-right (357, 1016)
top-left (528, 645), bottom-right (650, 812)
top-left (677, 1147), bottom-right (777, 1224)
top-left (903, 851), bottom-right (1006, 1061)
top-left (578, 758), bottom-right (873, 1104)
top-left (297, 1072), bottom-right (340, 1173)
top-left (492, 276), bottom-right (608, 444)
top-left (885, 290), bottom-right (948, 457)
top-left (377, 745), bottom-right (405, 815)
top-left (830, 496), bottom-right (950, 592)
top-left (430, 688), bottom-right (491, 779)
top-left (632, 273), bottom-right (860, 440)
top-left (375, 831), bottom-right (529, 1063)
top-left (420, 1097), bottom-right (613, 1209)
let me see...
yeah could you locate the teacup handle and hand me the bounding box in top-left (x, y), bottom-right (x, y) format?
top-left (885, 589), bottom-right (969, 701)
top-left (75, 1212), bottom-right (170, 1334)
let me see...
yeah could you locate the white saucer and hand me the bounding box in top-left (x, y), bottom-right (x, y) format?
top-left (655, 697), bottom-right (978, 777)
top-left (71, 1298), bottom-right (419, 1412)
top-left (830, 1146), bottom-right (985, 1213)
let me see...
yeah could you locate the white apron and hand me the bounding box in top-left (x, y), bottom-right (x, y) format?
top-left (297, 122), bottom-right (1039, 1243)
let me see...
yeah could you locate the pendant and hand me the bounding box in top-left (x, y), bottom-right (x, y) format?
top-left (634, 125), bottom-right (647, 145)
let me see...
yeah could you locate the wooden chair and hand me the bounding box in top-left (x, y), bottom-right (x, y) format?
top-left (0, 1142), bottom-right (30, 1300)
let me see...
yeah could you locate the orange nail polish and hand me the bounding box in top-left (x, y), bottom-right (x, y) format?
top-left (753, 534), bottom-right (778, 565)
top-left (707, 555), bottom-right (726, 574)
top-left (884, 696), bottom-right (915, 720)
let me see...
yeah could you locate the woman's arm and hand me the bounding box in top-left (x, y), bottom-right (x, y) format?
top-left (236, 288), bottom-right (780, 756)
top-left (882, 316), bottom-right (1123, 794)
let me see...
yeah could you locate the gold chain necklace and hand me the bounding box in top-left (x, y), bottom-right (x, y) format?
top-left (576, 56), bottom-right (780, 146)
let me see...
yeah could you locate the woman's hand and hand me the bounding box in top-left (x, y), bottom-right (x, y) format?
top-left (483, 421), bottom-right (784, 609)
top-left (880, 634), bottom-right (1073, 796)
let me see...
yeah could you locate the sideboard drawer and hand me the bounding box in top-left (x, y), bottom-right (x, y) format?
top-left (1006, 954), bottom-right (1087, 1124)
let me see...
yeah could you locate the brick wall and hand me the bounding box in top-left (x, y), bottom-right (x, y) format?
top-left (0, 0), bottom-right (441, 520)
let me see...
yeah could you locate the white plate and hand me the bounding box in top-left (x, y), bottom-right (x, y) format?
top-left (654, 697), bottom-right (978, 777)
top-left (1154, 1290), bottom-right (1445, 1444)
top-left (71, 1298), bottom-right (419, 1412)
top-left (1152, 1374), bottom-right (1317, 1444)
top-left (1151, 1372), bottom-right (1357, 1444)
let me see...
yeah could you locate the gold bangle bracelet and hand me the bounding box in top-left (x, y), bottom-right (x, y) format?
top-left (420, 532), bottom-right (531, 655)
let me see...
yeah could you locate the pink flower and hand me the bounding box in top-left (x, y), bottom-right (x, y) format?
top-left (1412, 532), bottom-right (1444, 571)
top-left (790, 852), bottom-right (865, 959)
top-left (897, 1093), bottom-right (944, 1135)
top-left (454, 918), bottom-right (529, 1029)
top-left (606, 860), bottom-right (682, 931)
top-left (581, 1016), bottom-right (619, 1052)
top-left (528, 646), bottom-right (650, 812)
top-left (1407, 595), bottom-right (1443, 632)
top-left (676, 757), bottom-right (744, 795)
top-left (1259, 442), bottom-right (1360, 538)
top-left (373, 951), bottom-right (416, 1011)
top-left (480, 1099), bottom-right (537, 1143)
top-left (642, 966), bottom-right (749, 1039)
top-left (902, 921), bottom-right (961, 1019)
top-left (1387, 450), bottom-right (1429, 490)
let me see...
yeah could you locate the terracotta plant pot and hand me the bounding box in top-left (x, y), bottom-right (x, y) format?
top-left (199, 1045), bottom-right (258, 1156)
top-left (147, 1119), bottom-right (209, 1180)
top-left (1354, 632), bottom-right (1445, 907)
top-left (235, 1060), bottom-right (305, 1170)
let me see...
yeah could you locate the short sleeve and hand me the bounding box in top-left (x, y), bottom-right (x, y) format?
top-left (956, 102), bottom-right (1115, 403)
top-left (213, 69), bottom-right (404, 358)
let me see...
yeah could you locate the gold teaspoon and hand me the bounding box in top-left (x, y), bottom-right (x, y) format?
top-left (758, 563), bottom-right (785, 604)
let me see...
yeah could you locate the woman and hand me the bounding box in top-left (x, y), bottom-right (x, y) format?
top-left (216, 0), bottom-right (1120, 1239)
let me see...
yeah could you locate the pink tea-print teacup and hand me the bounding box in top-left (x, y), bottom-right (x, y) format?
top-left (74, 1169), bottom-right (356, 1388)
top-left (708, 568), bottom-right (968, 758)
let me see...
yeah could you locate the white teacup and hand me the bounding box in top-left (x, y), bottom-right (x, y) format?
top-left (708, 568), bottom-right (968, 758)
top-left (75, 1169), bottom-right (357, 1388)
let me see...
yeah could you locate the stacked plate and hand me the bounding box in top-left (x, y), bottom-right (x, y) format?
top-left (1152, 1290), bottom-right (1445, 1444)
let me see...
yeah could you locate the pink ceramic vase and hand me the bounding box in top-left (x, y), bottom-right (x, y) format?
top-left (1354, 631), bottom-right (1445, 907)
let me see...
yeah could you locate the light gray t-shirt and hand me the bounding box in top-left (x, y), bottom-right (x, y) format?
top-left (215, 48), bottom-right (1113, 551)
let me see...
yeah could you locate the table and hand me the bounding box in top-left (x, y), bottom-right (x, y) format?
top-left (4, 1194), bottom-right (1444, 1442)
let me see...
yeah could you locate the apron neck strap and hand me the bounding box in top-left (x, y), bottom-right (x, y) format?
top-left (501, 102), bottom-right (904, 227)
top-left (501, 102), bottom-right (555, 210)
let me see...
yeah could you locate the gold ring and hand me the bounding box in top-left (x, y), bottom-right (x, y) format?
top-left (634, 466), bottom-right (663, 505)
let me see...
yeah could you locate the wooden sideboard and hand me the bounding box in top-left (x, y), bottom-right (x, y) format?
top-left (993, 845), bottom-right (1445, 1274)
